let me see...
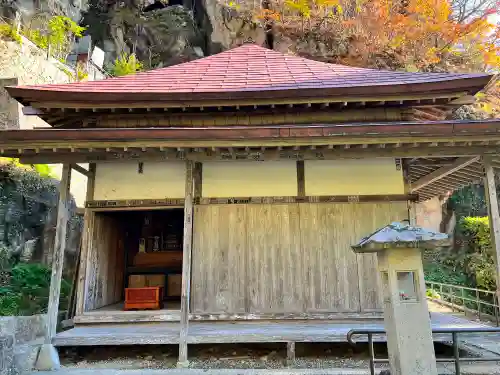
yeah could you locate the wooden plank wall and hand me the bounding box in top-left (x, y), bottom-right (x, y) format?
top-left (84, 213), bottom-right (125, 311)
top-left (191, 202), bottom-right (408, 315)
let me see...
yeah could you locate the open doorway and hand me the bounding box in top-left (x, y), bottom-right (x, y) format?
top-left (84, 208), bottom-right (184, 316)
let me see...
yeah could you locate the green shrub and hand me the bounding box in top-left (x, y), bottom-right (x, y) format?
top-left (426, 288), bottom-right (441, 299)
top-left (0, 263), bottom-right (70, 316)
top-left (424, 261), bottom-right (467, 286)
top-left (109, 53), bottom-right (143, 76)
top-left (23, 15), bottom-right (85, 60)
top-left (457, 217), bottom-right (496, 291)
top-left (0, 23), bottom-right (22, 43)
top-left (0, 157), bottom-right (54, 179)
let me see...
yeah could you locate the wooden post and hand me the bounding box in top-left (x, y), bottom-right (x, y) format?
top-left (45, 164), bottom-right (71, 343)
top-left (178, 160), bottom-right (194, 366)
top-left (287, 342), bottom-right (296, 366)
top-left (296, 160), bottom-right (305, 197)
top-left (483, 156), bottom-right (500, 300)
top-left (75, 163), bottom-right (96, 316)
top-left (193, 162), bottom-right (202, 199)
top-left (408, 203), bottom-right (417, 225)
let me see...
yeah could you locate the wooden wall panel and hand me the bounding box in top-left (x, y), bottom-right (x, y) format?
top-left (192, 205), bottom-right (247, 313)
top-left (85, 214), bottom-right (125, 311)
top-left (191, 202), bottom-right (408, 316)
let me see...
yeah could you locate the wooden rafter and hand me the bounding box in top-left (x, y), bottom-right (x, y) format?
top-left (70, 164), bottom-right (92, 177)
top-left (410, 156), bottom-right (480, 192)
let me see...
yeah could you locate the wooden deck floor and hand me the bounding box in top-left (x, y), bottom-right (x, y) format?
top-left (74, 302), bottom-right (182, 324)
top-left (54, 312), bottom-right (487, 347)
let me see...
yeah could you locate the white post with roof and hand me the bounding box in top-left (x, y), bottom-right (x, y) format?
top-left (352, 221), bottom-right (449, 375)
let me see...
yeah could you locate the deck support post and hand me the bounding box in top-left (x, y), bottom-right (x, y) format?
top-left (483, 156), bottom-right (500, 300)
top-left (178, 160), bottom-right (195, 367)
top-left (36, 164), bottom-right (71, 370)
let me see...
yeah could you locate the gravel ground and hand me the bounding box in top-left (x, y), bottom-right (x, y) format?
top-left (60, 342), bottom-right (497, 373)
top-left (59, 343), bottom-right (383, 370)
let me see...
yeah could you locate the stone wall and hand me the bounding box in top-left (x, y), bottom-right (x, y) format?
top-left (0, 38), bottom-right (70, 131)
top-left (416, 197), bottom-right (443, 232)
top-left (0, 78), bottom-right (20, 131)
top-left (0, 36), bottom-right (105, 207)
top-left (0, 315), bottom-right (46, 375)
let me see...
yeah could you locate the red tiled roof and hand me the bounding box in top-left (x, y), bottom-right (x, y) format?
top-left (7, 44), bottom-right (493, 105)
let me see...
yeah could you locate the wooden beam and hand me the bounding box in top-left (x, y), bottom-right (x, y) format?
top-left (71, 163), bottom-right (91, 177)
top-left (198, 194), bottom-right (416, 204)
top-left (296, 161), bottom-right (305, 197)
top-left (409, 160), bottom-right (454, 167)
top-left (483, 156), bottom-right (500, 300)
top-left (15, 146), bottom-right (500, 165)
top-left (22, 106), bottom-right (44, 115)
top-left (450, 95), bottom-right (476, 105)
top-left (410, 157), bottom-right (480, 192)
top-left (86, 198), bottom-right (184, 209)
top-left (27, 92), bottom-right (465, 110)
top-left (45, 164), bottom-right (71, 343)
top-left (179, 160), bottom-right (194, 366)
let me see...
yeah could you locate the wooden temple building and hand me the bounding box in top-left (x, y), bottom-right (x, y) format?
top-left (1, 44), bottom-right (500, 364)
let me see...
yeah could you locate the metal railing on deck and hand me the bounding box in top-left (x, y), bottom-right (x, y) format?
top-left (347, 327), bottom-right (500, 375)
top-left (426, 281), bottom-right (500, 326)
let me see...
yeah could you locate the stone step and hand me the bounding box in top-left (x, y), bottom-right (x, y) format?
top-left (13, 340), bottom-right (42, 374)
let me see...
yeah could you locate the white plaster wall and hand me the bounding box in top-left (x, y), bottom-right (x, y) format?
top-left (93, 161), bottom-right (186, 200)
top-left (305, 158), bottom-right (405, 195)
top-left (202, 160), bottom-right (297, 197)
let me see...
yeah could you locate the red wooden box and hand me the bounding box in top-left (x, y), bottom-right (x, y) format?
top-left (124, 287), bottom-right (163, 310)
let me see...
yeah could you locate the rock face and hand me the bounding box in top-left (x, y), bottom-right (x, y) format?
top-left (2, 0), bottom-right (268, 68)
top-left (0, 162), bottom-right (81, 271)
top-left (199, 0), bottom-right (265, 55)
top-left (1, 0), bottom-right (87, 24)
top-left (81, 0), bottom-right (266, 67)
top-left (83, 0), bottom-right (204, 67)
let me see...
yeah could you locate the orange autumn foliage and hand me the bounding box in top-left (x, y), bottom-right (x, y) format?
top-left (235, 0), bottom-right (500, 72)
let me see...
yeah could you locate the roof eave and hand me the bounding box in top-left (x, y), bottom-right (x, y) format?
top-left (6, 75), bottom-right (494, 108)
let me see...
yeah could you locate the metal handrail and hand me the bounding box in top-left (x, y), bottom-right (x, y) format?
top-left (347, 327), bottom-right (500, 375)
top-left (426, 281), bottom-right (500, 326)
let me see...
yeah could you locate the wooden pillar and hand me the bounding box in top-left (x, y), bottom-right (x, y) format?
top-left (286, 342), bottom-right (296, 366)
top-left (483, 156), bottom-right (500, 299)
top-left (45, 164), bottom-right (71, 343)
top-left (75, 163), bottom-right (96, 316)
top-left (402, 159), bottom-right (417, 225)
top-left (178, 160), bottom-right (195, 366)
top-left (296, 160), bottom-right (305, 197)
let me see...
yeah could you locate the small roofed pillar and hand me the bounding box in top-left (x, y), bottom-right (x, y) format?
top-left (352, 221), bottom-right (449, 375)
